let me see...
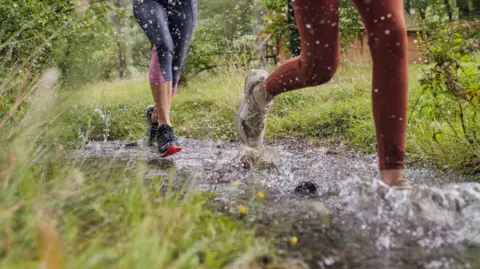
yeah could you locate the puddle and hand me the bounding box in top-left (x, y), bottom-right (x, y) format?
top-left (73, 138), bottom-right (480, 269)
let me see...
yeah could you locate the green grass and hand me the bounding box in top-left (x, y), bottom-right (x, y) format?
top-left (1, 59), bottom-right (478, 269)
top-left (0, 160), bottom-right (271, 268)
top-left (58, 62), bottom-right (479, 175)
top-left (0, 70), bottom-right (278, 269)
top-left (59, 64), bottom-right (374, 143)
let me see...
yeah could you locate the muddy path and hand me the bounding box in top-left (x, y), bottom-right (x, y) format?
top-left (73, 138), bottom-right (480, 269)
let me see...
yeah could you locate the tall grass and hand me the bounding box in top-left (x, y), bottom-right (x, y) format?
top-left (0, 68), bottom-right (280, 268)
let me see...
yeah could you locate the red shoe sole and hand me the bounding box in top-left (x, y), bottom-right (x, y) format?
top-left (160, 144), bottom-right (183, 158)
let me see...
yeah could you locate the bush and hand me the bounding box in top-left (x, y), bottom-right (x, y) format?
top-left (413, 23), bottom-right (480, 173)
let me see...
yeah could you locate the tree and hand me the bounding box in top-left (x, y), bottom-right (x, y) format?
top-left (0, 0), bottom-right (116, 85)
top-left (287, 0), bottom-right (300, 57)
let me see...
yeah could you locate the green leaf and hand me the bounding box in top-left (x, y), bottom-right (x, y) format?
top-left (432, 130), bottom-right (444, 142)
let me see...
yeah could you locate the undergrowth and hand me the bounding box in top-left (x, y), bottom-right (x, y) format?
top-left (0, 69), bottom-right (278, 268)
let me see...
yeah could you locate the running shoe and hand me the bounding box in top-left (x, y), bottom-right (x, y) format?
top-left (145, 104), bottom-right (158, 147)
top-left (157, 124), bottom-right (182, 157)
top-left (236, 69), bottom-right (272, 147)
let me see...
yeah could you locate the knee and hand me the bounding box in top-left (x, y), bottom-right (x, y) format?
top-left (153, 40), bottom-right (174, 57)
top-left (301, 59), bottom-right (338, 86)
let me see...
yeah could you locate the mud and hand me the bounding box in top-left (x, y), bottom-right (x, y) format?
top-left (72, 138), bottom-right (480, 269)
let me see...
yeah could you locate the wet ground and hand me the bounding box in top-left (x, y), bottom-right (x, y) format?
top-left (73, 138), bottom-right (480, 269)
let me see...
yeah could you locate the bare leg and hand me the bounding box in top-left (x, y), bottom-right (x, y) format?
top-left (150, 81), bottom-right (172, 126)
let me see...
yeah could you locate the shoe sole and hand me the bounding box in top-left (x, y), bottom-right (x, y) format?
top-left (236, 101), bottom-right (249, 145)
top-left (160, 144), bottom-right (183, 158)
top-left (235, 70), bottom-right (268, 148)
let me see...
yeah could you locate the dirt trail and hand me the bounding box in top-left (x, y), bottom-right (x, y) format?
top-left (73, 138), bottom-right (480, 269)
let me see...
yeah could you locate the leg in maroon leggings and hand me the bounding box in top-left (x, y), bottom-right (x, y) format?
top-left (353, 0), bottom-right (408, 172)
top-left (260, 0), bottom-right (408, 183)
top-left (260, 0), bottom-right (340, 94)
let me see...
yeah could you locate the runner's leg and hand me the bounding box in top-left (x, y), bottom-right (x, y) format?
top-left (354, 0), bottom-right (408, 186)
top-left (168, 0), bottom-right (197, 95)
top-left (260, 0), bottom-right (340, 95)
top-left (134, 0), bottom-right (174, 125)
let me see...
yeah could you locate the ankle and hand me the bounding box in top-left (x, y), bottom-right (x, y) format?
top-left (380, 169), bottom-right (405, 186)
top-left (253, 86), bottom-right (273, 108)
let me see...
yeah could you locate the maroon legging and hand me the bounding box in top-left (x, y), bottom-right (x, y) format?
top-left (261, 0), bottom-right (408, 170)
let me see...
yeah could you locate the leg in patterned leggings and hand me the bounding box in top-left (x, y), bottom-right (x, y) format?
top-left (133, 0), bottom-right (197, 156)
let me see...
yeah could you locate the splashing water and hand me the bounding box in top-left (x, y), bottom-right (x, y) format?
top-left (74, 138), bottom-right (480, 268)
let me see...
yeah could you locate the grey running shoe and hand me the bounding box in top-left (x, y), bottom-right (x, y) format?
top-left (236, 69), bottom-right (271, 148)
top-left (145, 105), bottom-right (158, 147)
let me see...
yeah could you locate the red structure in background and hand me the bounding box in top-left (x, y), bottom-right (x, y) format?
top-left (263, 9), bottom-right (428, 65)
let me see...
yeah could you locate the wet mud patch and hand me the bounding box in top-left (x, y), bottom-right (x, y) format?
top-left (73, 138), bottom-right (480, 269)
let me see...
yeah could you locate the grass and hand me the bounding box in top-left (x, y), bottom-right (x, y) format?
top-left (0, 69), bottom-right (278, 269)
top-left (1, 159), bottom-right (272, 268)
top-left (59, 64), bottom-right (374, 142)
top-left (59, 62), bottom-right (479, 176)
top-left (1, 59), bottom-right (477, 269)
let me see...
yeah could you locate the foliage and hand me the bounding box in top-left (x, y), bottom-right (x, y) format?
top-left (338, 0), bottom-right (363, 47)
top-left (416, 23), bottom-right (480, 172)
top-left (263, 0), bottom-right (289, 36)
top-left (182, 0), bottom-right (257, 79)
top-left (0, 0), bottom-right (117, 85)
top-left (407, 0), bottom-right (458, 22)
top-left (0, 64), bottom-right (273, 269)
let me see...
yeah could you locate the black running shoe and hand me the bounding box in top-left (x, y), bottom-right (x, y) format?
top-left (157, 124), bottom-right (182, 157)
top-left (145, 105), bottom-right (158, 147)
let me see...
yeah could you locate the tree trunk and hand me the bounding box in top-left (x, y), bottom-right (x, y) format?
top-left (112, 0), bottom-right (124, 79)
top-left (419, 9), bottom-right (426, 20)
top-left (255, 8), bottom-right (267, 67)
top-left (457, 0), bottom-right (470, 16)
top-left (444, 0), bottom-right (454, 21)
top-left (116, 40), bottom-right (124, 79)
top-left (287, 0), bottom-right (300, 57)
